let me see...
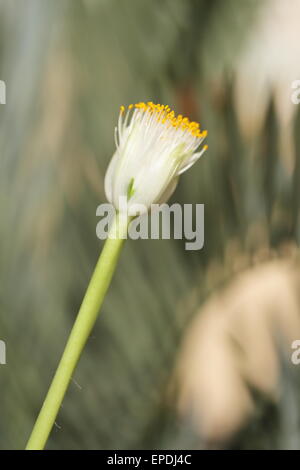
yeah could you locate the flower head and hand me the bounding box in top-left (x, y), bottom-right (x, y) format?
top-left (105, 101), bottom-right (208, 216)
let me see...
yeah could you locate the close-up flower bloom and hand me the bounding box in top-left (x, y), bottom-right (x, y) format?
top-left (105, 102), bottom-right (208, 215)
top-left (25, 101), bottom-right (208, 450)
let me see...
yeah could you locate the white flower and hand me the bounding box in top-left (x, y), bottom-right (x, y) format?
top-left (105, 102), bottom-right (208, 216)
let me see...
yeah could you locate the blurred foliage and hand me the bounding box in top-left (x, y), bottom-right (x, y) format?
top-left (0, 0), bottom-right (300, 450)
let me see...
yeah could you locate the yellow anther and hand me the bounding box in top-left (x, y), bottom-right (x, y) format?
top-left (128, 102), bottom-right (207, 138)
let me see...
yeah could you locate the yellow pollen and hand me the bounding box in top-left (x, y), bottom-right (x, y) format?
top-left (119, 102), bottom-right (207, 139)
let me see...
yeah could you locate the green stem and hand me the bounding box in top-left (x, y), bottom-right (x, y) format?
top-left (26, 213), bottom-right (129, 450)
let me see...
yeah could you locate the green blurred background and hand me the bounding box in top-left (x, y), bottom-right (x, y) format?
top-left (1, 0), bottom-right (300, 450)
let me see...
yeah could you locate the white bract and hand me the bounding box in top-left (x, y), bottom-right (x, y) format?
top-left (105, 102), bottom-right (207, 216)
